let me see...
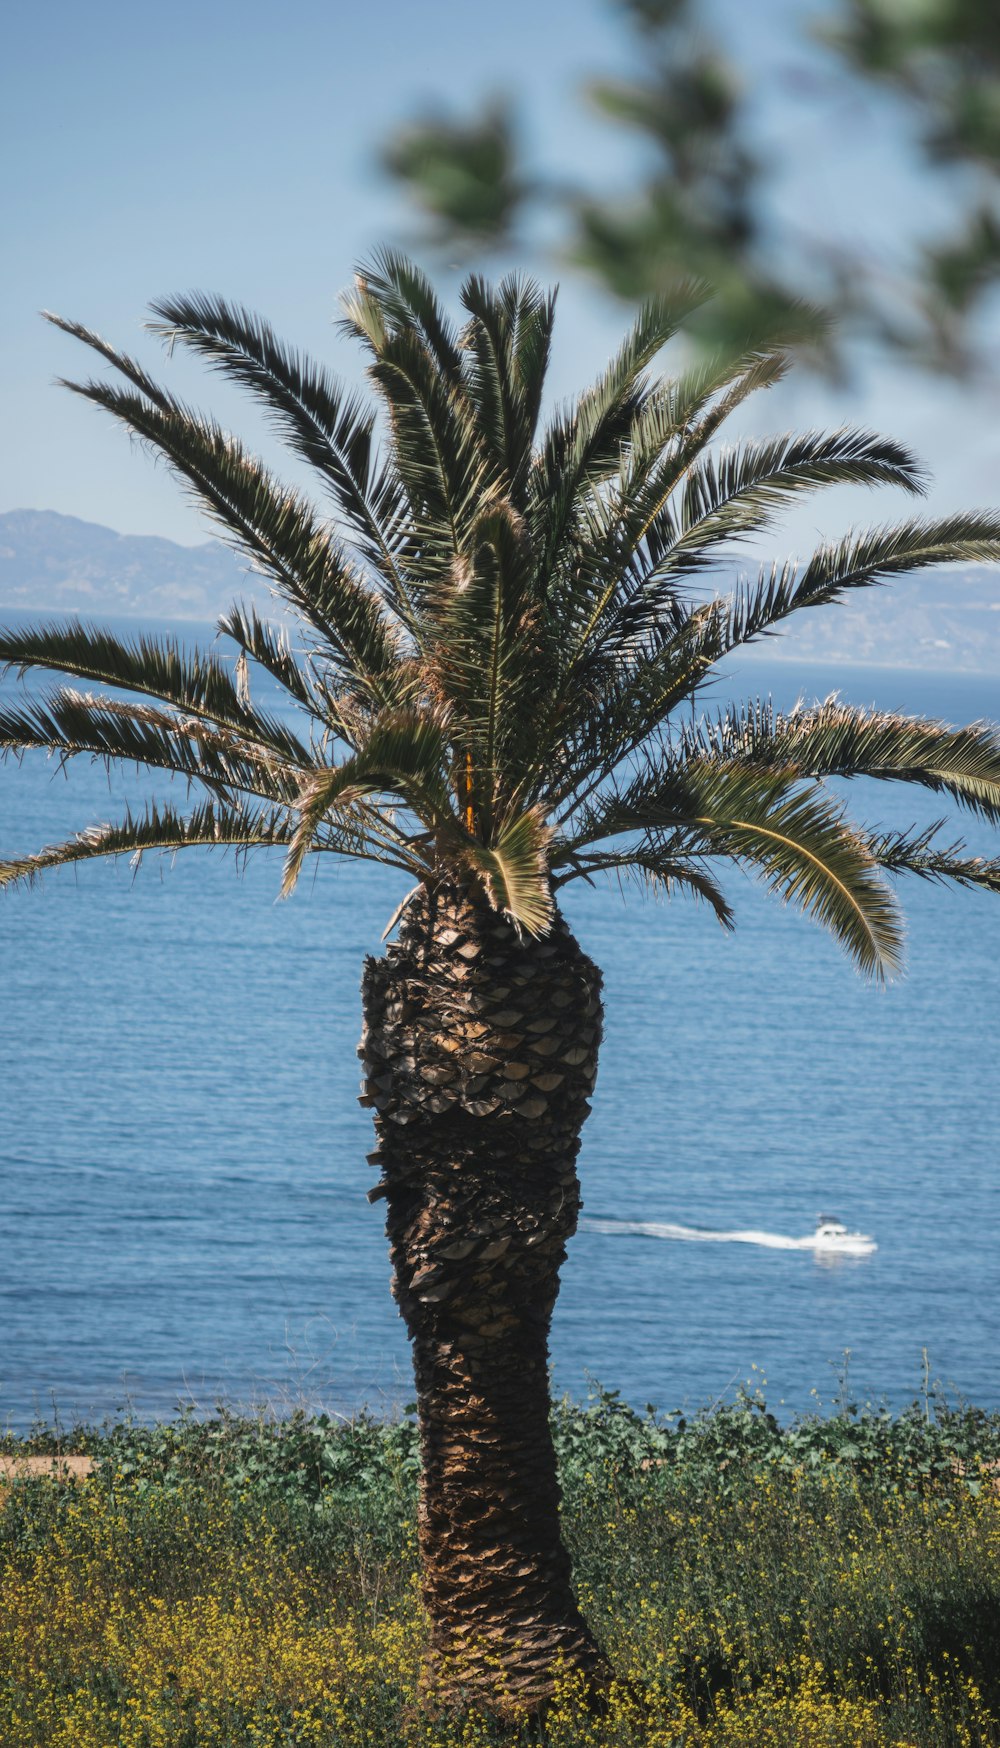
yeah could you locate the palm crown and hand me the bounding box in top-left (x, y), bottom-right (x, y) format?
top-left (4, 249), bottom-right (1000, 975)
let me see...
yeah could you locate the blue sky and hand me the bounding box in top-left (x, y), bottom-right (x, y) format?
top-left (4, 0), bottom-right (999, 560)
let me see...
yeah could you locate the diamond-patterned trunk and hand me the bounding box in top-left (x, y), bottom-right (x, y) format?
top-left (360, 879), bottom-right (609, 1717)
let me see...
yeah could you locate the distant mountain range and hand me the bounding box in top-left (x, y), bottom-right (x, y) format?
top-left (743, 562), bottom-right (1000, 676)
top-left (2, 508), bottom-right (1000, 674)
top-left (0, 510), bottom-right (260, 622)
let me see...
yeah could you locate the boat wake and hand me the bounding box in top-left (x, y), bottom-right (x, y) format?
top-left (581, 1215), bottom-right (877, 1257)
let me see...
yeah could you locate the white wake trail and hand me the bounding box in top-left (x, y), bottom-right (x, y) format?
top-left (581, 1216), bottom-right (877, 1257)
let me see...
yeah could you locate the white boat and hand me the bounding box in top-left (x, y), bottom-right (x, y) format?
top-left (583, 1212), bottom-right (878, 1256)
top-left (809, 1214), bottom-right (877, 1256)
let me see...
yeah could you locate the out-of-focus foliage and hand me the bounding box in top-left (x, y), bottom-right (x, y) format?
top-left (380, 0), bottom-right (1000, 374)
top-left (381, 101), bottom-right (529, 253)
top-left (572, 0), bottom-right (821, 356)
top-left (825, 0), bottom-right (1000, 168)
top-left (822, 0), bottom-right (1000, 370)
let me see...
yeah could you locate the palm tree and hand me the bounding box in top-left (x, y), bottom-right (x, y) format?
top-left (4, 252), bottom-right (1000, 1718)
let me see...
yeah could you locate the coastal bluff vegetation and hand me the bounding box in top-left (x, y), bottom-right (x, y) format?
top-left (2, 1390), bottom-right (1000, 1746)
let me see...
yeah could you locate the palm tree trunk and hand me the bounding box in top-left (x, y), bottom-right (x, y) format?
top-left (360, 878), bottom-right (609, 1719)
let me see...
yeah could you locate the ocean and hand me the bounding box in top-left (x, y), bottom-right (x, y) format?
top-left (2, 622), bottom-right (999, 1429)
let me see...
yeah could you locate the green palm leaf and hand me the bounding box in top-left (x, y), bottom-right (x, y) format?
top-left (687, 699), bottom-right (1000, 824)
top-left (0, 688), bottom-right (300, 802)
top-left (553, 428), bottom-right (925, 697)
top-left (281, 710), bottom-right (453, 896)
top-left (342, 247), bottom-right (465, 380)
top-left (674, 348), bottom-right (792, 452)
top-left (548, 496), bottom-right (1000, 806)
top-left (462, 807), bottom-right (553, 934)
top-left (47, 319), bottom-right (407, 708)
top-left (147, 292), bottom-right (413, 618)
top-left (729, 512), bottom-right (1000, 651)
top-left (215, 604), bottom-right (318, 715)
top-left (458, 274), bottom-right (556, 503)
top-left (553, 843), bottom-right (735, 928)
top-left (622, 348), bottom-right (790, 486)
top-left (864, 822), bottom-right (1000, 893)
top-left (0, 619), bottom-right (312, 762)
top-left (665, 426), bottom-right (925, 569)
top-left (0, 799), bottom-right (293, 892)
top-left (529, 284), bottom-right (707, 584)
top-left (341, 257), bottom-right (489, 584)
top-left (421, 499), bottom-right (537, 809)
top-left (563, 758), bottom-right (904, 978)
top-left (539, 600), bottom-right (729, 816)
top-left (562, 350), bottom-right (792, 633)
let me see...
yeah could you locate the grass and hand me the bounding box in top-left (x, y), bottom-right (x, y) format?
top-left (2, 1389), bottom-right (1000, 1744)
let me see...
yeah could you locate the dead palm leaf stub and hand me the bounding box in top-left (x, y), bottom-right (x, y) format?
top-left (6, 259), bottom-right (1000, 1715)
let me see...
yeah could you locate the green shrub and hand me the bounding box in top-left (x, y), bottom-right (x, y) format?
top-left (2, 1391), bottom-right (999, 1745)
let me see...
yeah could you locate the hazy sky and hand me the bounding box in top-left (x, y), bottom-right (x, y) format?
top-left (4, 0), bottom-right (1000, 561)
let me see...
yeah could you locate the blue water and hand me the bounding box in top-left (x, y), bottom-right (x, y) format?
top-left (2, 623), bottom-right (999, 1428)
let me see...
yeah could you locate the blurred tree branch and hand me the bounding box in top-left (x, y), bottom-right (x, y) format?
top-left (378, 0), bottom-right (1000, 374)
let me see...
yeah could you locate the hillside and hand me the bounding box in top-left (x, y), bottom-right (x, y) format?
top-left (0, 510), bottom-right (259, 622)
top-left (742, 561), bottom-right (1000, 674)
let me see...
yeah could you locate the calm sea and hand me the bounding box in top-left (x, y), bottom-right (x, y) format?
top-left (2, 619), bottom-right (999, 1429)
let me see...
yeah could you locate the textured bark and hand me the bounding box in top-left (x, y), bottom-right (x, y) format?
top-left (359, 878), bottom-right (609, 1718)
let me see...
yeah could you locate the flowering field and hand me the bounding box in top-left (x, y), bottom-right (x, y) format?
top-left (2, 1395), bottom-right (999, 1746)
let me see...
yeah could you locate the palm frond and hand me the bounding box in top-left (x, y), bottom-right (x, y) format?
top-left (344, 248), bottom-right (464, 379)
top-left (796, 513), bottom-right (1000, 605)
top-left (670, 427), bottom-right (925, 562)
top-left (529, 283), bottom-right (707, 583)
top-left (0, 688), bottom-right (300, 802)
top-left (0, 799), bottom-right (293, 892)
top-left (687, 698), bottom-right (1000, 824)
top-left (44, 312), bottom-right (173, 409)
top-left (681, 348), bottom-right (792, 450)
top-left (50, 357), bottom-right (407, 709)
top-left (146, 293), bottom-right (413, 619)
top-left (364, 327), bottom-right (492, 577)
top-left (462, 806), bottom-right (553, 935)
top-left (865, 821), bottom-right (1000, 893)
top-left (564, 428), bottom-right (927, 688)
top-left (0, 619), bottom-right (312, 762)
top-left (506, 279), bottom-right (557, 479)
top-left (340, 253), bottom-right (491, 576)
top-left (527, 381), bottom-right (876, 753)
top-left (709, 780), bottom-right (902, 979)
top-left (578, 285), bottom-right (711, 438)
top-left (421, 500), bottom-right (536, 795)
top-left (564, 757), bottom-right (903, 978)
top-left (538, 599), bottom-right (731, 818)
top-left (588, 511), bottom-right (1000, 753)
top-left (554, 843), bottom-right (734, 927)
top-left (622, 349), bottom-right (789, 485)
top-left (730, 512), bottom-right (1000, 650)
top-left (281, 710), bottom-right (453, 896)
top-left (458, 274), bottom-right (556, 503)
top-left (530, 351), bottom-right (792, 671)
top-left (215, 604), bottom-right (318, 715)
